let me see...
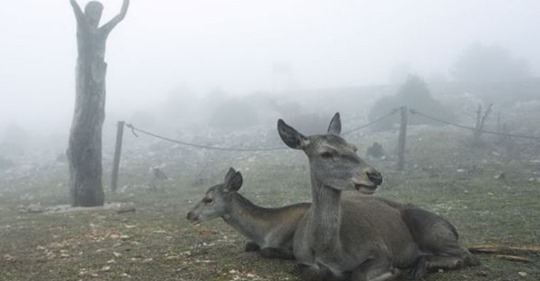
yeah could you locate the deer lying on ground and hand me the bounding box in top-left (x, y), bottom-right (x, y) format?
top-left (278, 113), bottom-right (477, 281)
top-left (373, 197), bottom-right (479, 278)
top-left (186, 167), bottom-right (310, 260)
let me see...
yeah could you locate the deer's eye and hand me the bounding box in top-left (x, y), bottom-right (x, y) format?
top-left (320, 152), bottom-right (333, 159)
top-left (203, 198), bottom-right (213, 204)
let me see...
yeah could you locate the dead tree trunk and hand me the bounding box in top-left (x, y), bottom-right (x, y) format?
top-left (68, 0), bottom-right (129, 207)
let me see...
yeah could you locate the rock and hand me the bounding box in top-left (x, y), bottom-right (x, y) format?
top-left (456, 169), bottom-right (468, 179)
top-left (117, 206), bottom-right (136, 214)
top-left (494, 172), bottom-right (506, 180)
top-left (60, 252), bottom-right (70, 258)
top-left (19, 203), bottom-right (44, 213)
top-left (366, 142), bottom-right (385, 159)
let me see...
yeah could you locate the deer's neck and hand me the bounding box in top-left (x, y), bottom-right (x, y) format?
top-left (222, 193), bottom-right (270, 244)
top-left (308, 172), bottom-right (342, 251)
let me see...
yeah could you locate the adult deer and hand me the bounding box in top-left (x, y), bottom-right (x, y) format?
top-left (278, 113), bottom-right (476, 281)
top-left (187, 168), bottom-right (310, 260)
top-left (374, 197), bottom-right (479, 278)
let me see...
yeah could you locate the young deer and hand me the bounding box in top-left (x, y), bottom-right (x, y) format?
top-left (278, 113), bottom-right (476, 281)
top-left (186, 168), bottom-right (310, 260)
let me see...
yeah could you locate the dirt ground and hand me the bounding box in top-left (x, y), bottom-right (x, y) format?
top-left (1, 126), bottom-right (539, 281)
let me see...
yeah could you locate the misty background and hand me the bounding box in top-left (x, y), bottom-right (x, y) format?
top-left (1, 0), bottom-right (539, 157)
top-left (1, 3), bottom-right (540, 279)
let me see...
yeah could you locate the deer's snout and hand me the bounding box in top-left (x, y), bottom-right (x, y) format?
top-left (366, 169), bottom-right (383, 186)
top-left (186, 211), bottom-right (198, 223)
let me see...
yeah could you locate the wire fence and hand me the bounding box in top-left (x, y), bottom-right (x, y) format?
top-left (123, 107), bottom-right (540, 153)
top-left (125, 123), bottom-right (287, 152)
top-left (341, 108), bottom-right (399, 136)
top-left (409, 109), bottom-right (540, 141)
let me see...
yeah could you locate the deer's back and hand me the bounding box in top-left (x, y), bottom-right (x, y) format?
top-left (363, 196), bottom-right (461, 254)
top-left (261, 202), bottom-right (311, 248)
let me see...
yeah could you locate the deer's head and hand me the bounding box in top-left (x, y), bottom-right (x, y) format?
top-left (278, 113), bottom-right (382, 194)
top-left (187, 168), bottom-right (243, 224)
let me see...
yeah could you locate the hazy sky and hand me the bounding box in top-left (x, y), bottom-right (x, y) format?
top-left (0, 0), bottom-right (539, 136)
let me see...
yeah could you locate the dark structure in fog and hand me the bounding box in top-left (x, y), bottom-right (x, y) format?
top-left (67, 0), bottom-right (129, 206)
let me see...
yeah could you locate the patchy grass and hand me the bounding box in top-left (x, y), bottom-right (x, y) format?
top-left (1, 126), bottom-right (539, 281)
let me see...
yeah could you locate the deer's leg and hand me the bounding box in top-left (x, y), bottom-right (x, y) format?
top-left (297, 264), bottom-right (346, 281)
top-left (425, 251), bottom-right (479, 270)
top-left (297, 264), bottom-right (329, 281)
top-left (244, 241), bottom-right (260, 252)
top-left (260, 247), bottom-right (295, 260)
top-left (425, 245), bottom-right (480, 269)
top-left (462, 251), bottom-right (481, 266)
top-left (425, 255), bottom-right (462, 269)
top-left (401, 207), bottom-right (480, 270)
top-left (410, 255), bottom-right (427, 280)
top-left (350, 258), bottom-right (400, 281)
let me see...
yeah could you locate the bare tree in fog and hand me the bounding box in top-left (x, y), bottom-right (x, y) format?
top-left (67, 0), bottom-right (129, 207)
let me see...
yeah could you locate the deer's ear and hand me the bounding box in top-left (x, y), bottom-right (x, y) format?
top-left (230, 171), bottom-right (243, 192)
top-left (224, 172), bottom-right (244, 192)
top-left (327, 112), bottom-right (341, 135)
top-left (224, 167), bottom-right (236, 182)
top-left (278, 119), bottom-right (309, 149)
top-left (224, 170), bottom-right (243, 193)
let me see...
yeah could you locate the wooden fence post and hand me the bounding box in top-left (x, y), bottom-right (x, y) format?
top-left (397, 106), bottom-right (408, 171)
top-left (111, 121), bottom-right (125, 192)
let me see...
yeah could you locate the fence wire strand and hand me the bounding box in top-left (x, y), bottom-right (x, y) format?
top-left (342, 108), bottom-right (400, 136)
top-left (409, 109), bottom-right (540, 141)
top-left (124, 106), bottom-right (538, 152)
top-left (125, 123), bottom-right (288, 152)
top-left (125, 109), bottom-right (397, 151)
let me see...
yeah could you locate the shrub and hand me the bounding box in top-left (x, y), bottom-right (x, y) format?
top-left (368, 75), bottom-right (455, 130)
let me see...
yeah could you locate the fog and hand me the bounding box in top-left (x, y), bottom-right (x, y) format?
top-left (2, 2), bottom-right (540, 279)
top-left (1, 0), bottom-right (539, 146)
